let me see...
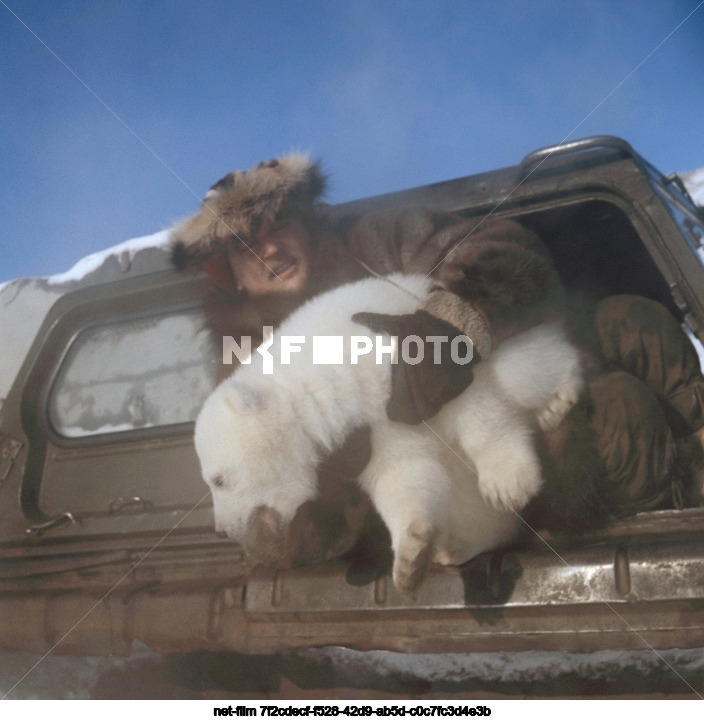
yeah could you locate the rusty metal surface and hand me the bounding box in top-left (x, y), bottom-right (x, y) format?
top-left (2, 524), bottom-right (704, 656)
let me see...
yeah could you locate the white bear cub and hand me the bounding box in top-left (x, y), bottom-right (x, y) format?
top-left (194, 274), bottom-right (583, 594)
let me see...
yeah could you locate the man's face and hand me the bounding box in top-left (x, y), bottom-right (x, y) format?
top-left (228, 218), bottom-right (313, 296)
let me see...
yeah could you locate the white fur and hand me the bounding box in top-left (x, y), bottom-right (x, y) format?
top-left (194, 274), bottom-right (583, 593)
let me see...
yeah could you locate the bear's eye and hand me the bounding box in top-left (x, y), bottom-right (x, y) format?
top-left (212, 475), bottom-right (225, 488)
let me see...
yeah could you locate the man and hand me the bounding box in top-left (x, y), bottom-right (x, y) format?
top-left (171, 153), bottom-right (704, 566)
top-left (171, 156), bottom-right (558, 392)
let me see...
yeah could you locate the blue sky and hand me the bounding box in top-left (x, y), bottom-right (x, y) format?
top-left (2, 0), bottom-right (704, 282)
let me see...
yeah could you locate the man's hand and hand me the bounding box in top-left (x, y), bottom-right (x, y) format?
top-left (352, 309), bottom-right (479, 424)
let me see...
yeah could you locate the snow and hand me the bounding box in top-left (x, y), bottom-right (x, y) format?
top-left (46, 229), bottom-right (171, 286)
top-left (2, 643), bottom-right (703, 698)
top-left (297, 645), bottom-right (704, 688)
top-left (680, 167), bottom-right (704, 207)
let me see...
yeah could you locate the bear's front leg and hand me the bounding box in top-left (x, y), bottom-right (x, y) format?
top-left (473, 431), bottom-right (544, 512)
top-left (536, 369), bottom-right (584, 432)
top-left (455, 402), bottom-right (544, 512)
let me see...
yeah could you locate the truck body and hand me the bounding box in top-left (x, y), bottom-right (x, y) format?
top-left (2, 136), bottom-right (704, 658)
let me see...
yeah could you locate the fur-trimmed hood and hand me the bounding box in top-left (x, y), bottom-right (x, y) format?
top-left (170, 154), bottom-right (327, 269)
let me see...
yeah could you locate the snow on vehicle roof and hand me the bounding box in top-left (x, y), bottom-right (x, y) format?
top-left (681, 167), bottom-right (704, 207)
top-left (46, 229), bottom-right (171, 286)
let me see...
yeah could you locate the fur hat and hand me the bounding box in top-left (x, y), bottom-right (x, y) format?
top-left (170, 154), bottom-right (327, 269)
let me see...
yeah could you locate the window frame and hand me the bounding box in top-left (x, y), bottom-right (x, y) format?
top-left (45, 302), bottom-right (216, 446)
top-left (17, 271), bottom-right (216, 524)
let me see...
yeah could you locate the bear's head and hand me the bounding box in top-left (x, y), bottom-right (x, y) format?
top-left (194, 379), bottom-right (320, 563)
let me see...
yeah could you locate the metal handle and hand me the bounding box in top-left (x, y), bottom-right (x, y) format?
top-left (26, 512), bottom-right (78, 536)
top-left (519, 135), bottom-right (637, 179)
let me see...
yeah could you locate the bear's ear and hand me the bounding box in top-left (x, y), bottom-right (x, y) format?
top-left (221, 382), bottom-right (266, 414)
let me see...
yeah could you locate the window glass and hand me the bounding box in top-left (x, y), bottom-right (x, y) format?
top-left (50, 310), bottom-right (217, 438)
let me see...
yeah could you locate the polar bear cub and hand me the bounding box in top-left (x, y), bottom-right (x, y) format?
top-left (194, 273), bottom-right (583, 593)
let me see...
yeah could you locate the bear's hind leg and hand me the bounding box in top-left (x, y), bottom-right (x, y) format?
top-left (360, 433), bottom-right (450, 595)
top-left (393, 517), bottom-right (434, 595)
